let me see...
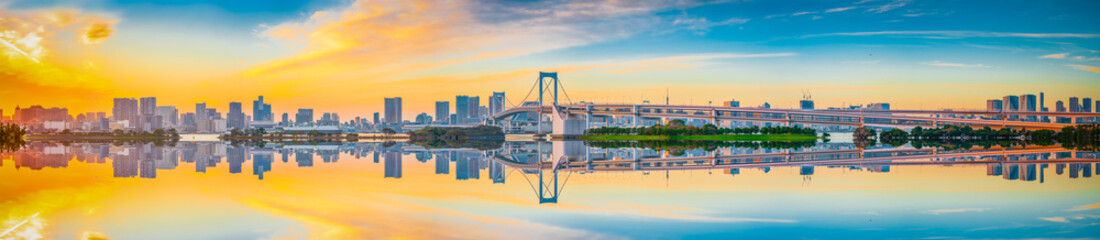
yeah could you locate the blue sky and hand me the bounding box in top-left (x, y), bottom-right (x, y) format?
top-left (1, 0), bottom-right (1097, 117)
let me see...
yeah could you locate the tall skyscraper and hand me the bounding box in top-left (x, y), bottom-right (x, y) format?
top-left (373, 112), bottom-right (380, 125)
top-left (281, 113), bottom-right (290, 126)
top-left (252, 96), bottom-right (273, 121)
top-left (195, 102), bottom-right (208, 121)
top-left (455, 95), bottom-right (469, 124)
top-left (227, 102), bottom-right (246, 129)
top-left (435, 101), bottom-right (449, 123)
top-left (489, 92), bottom-right (505, 116)
top-left (139, 97), bottom-right (157, 117)
top-left (113, 98), bottom-right (139, 126)
top-left (986, 99), bottom-right (1003, 112)
top-left (1083, 98), bottom-right (1093, 113)
top-left (1020, 94), bottom-right (1036, 112)
top-left (295, 109), bottom-right (314, 126)
top-left (1002, 95), bottom-right (1019, 111)
top-left (469, 96), bottom-right (480, 119)
top-left (384, 97), bottom-right (402, 124)
top-left (1069, 97), bottom-right (1080, 112)
top-left (1040, 92), bottom-right (1045, 111)
top-left (1056, 101), bottom-right (1066, 112)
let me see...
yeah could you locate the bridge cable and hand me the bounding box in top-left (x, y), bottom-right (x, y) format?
top-left (510, 76), bottom-right (540, 108)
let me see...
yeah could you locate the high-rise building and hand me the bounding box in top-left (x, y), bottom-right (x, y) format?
top-left (723, 100), bottom-right (740, 108)
top-left (799, 100), bottom-right (814, 110)
top-left (112, 98), bottom-right (139, 126)
top-left (1040, 92), bottom-right (1045, 111)
top-left (252, 96), bottom-right (273, 121)
top-left (987, 99), bottom-right (1003, 112)
top-left (384, 97), bottom-right (402, 124)
top-left (195, 102), bottom-right (208, 121)
top-left (1002, 95), bottom-right (1019, 111)
top-left (139, 97), bottom-right (157, 117)
top-left (1056, 101), bottom-right (1066, 112)
top-left (1021, 94), bottom-right (1036, 112)
top-left (435, 101), bottom-right (449, 123)
top-left (489, 92), bottom-right (505, 116)
top-left (1083, 98), bottom-right (1093, 113)
top-left (155, 106), bottom-right (178, 127)
top-left (295, 109), bottom-right (314, 126)
top-left (281, 113), bottom-right (290, 126)
top-left (455, 95), bottom-right (469, 124)
top-left (1069, 97), bottom-right (1080, 112)
top-left (469, 96), bottom-right (480, 119)
top-left (373, 112), bottom-right (380, 125)
top-left (227, 102), bottom-right (247, 129)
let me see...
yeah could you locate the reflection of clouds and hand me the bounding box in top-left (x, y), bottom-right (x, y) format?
top-left (551, 201), bottom-right (796, 223)
top-left (923, 208), bottom-right (989, 215)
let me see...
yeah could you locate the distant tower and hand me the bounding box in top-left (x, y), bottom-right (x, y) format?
top-left (665, 89), bottom-right (669, 105)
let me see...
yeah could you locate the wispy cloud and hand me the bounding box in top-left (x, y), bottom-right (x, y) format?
top-left (672, 16), bottom-right (750, 35)
top-left (1038, 217), bottom-right (1069, 223)
top-left (924, 208), bottom-right (990, 215)
top-left (826, 7), bottom-right (856, 13)
top-left (804, 31), bottom-right (1100, 39)
top-left (1068, 202), bottom-right (1100, 211)
top-left (1067, 64), bottom-right (1100, 74)
top-left (1039, 53), bottom-right (1069, 59)
top-left (866, 0), bottom-right (911, 13)
top-left (924, 61), bottom-right (989, 68)
top-left (791, 11), bottom-right (815, 16)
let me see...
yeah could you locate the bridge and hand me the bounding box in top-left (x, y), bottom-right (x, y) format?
top-left (492, 72), bottom-right (1099, 137)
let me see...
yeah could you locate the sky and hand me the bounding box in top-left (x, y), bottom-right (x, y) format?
top-left (0, 0), bottom-right (1098, 120)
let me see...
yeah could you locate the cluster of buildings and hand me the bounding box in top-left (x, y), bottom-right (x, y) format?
top-left (985, 92), bottom-right (1096, 122)
top-left (2, 91), bottom-right (510, 134)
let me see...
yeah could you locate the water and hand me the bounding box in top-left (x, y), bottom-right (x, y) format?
top-left (1, 140), bottom-right (1098, 239)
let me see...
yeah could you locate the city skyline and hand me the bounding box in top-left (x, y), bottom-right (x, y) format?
top-left (1, 0), bottom-right (1098, 118)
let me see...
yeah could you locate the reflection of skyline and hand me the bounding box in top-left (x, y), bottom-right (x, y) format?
top-left (1, 142), bottom-right (1097, 185)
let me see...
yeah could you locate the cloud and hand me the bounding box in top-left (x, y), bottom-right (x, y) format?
top-left (923, 61), bottom-right (989, 68)
top-left (672, 16), bottom-right (749, 35)
top-left (791, 11), bottom-right (815, 16)
top-left (81, 21), bottom-right (115, 45)
top-left (1067, 64), bottom-right (1100, 74)
top-left (1038, 217), bottom-right (1069, 223)
top-left (923, 208), bottom-right (990, 215)
top-left (854, 0), bottom-right (876, 4)
top-left (866, 0), bottom-right (911, 13)
top-left (1068, 202), bottom-right (1100, 211)
top-left (804, 31), bottom-right (1100, 39)
top-left (826, 7), bottom-right (856, 13)
top-left (1040, 53), bottom-right (1069, 59)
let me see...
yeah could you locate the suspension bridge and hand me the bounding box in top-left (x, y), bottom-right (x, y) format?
top-left (493, 72), bottom-right (1099, 138)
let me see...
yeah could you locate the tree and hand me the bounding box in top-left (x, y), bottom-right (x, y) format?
top-left (382, 128), bottom-right (397, 135)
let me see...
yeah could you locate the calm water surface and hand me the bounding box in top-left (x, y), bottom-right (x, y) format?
top-left (1, 140), bottom-right (1098, 239)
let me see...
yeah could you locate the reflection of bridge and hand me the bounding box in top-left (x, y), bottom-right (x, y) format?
top-left (489, 141), bottom-right (1099, 203)
top-left (492, 72), bottom-right (1099, 136)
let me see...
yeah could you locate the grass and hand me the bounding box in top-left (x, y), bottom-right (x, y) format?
top-left (579, 134), bottom-right (819, 141)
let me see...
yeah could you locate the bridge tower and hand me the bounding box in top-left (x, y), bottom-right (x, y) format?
top-left (537, 72), bottom-right (560, 135)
